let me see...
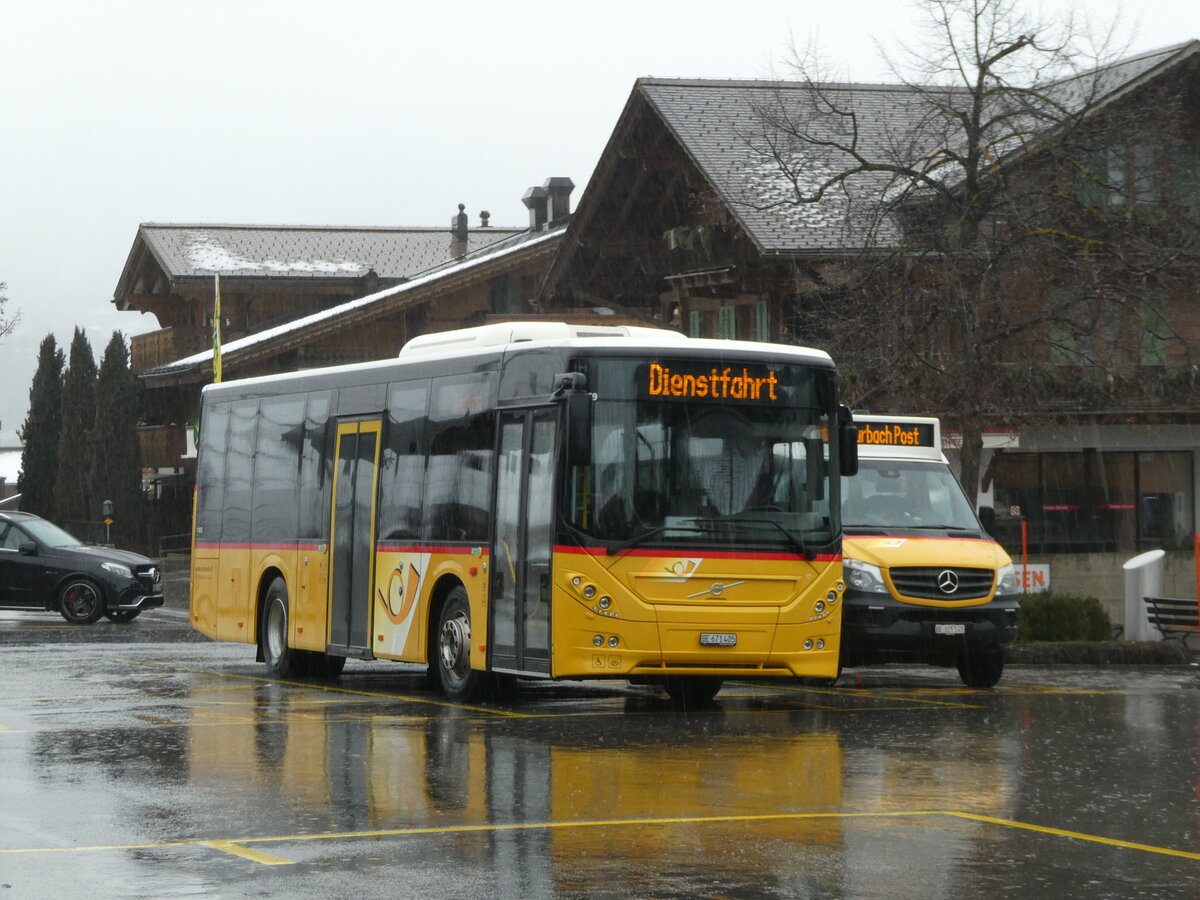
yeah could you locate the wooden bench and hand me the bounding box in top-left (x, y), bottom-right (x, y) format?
top-left (1143, 596), bottom-right (1200, 645)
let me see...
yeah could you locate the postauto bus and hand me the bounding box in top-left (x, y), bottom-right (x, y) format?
top-left (190, 322), bottom-right (858, 705)
top-left (840, 415), bottom-right (1020, 687)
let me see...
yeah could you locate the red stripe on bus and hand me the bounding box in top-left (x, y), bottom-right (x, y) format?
top-left (193, 541), bottom-right (325, 551)
top-left (376, 544), bottom-right (489, 555)
top-left (553, 545), bottom-right (840, 562)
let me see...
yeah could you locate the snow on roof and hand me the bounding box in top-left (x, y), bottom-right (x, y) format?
top-left (137, 222), bottom-right (525, 281)
top-left (147, 226), bottom-right (565, 376)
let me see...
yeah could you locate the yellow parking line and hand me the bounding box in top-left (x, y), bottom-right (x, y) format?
top-left (3, 809), bottom-right (1197, 865)
top-left (947, 811), bottom-right (1200, 861)
top-left (197, 840), bottom-right (293, 866)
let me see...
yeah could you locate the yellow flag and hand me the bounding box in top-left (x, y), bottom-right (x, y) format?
top-left (212, 273), bottom-right (222, 383)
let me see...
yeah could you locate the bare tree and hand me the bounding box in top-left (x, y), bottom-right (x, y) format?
top-left (744, 0), bottom-right (1197, 498)
top-left (0, 282), bottom-right (18, 341)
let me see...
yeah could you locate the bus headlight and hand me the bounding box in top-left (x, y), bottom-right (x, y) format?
top-left (843, 557), bottom-right (888, 594)
top-left (996, 563), bottom-right (1019, 596)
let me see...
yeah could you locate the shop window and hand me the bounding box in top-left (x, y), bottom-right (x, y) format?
top-left (991, 450), bottom-right (1193, 554)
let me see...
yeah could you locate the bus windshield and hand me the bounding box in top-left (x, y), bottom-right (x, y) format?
top-left (842, 459), bottom-right (981, 532)
top-left (566, 358), bottom-right (838, 551)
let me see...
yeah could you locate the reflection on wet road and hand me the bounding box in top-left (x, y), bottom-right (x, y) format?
top-left (1, 617), bottom-right (1198, 898)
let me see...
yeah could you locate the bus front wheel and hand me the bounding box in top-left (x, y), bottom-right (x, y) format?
top-left (436, 587), bottom-right (485, 702)
top-left (262, 577), bottom-right (298, 678)
top-left (663, 676), bottom-right (724, 709)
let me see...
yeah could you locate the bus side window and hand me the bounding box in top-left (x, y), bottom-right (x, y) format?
top-left (223, 400), bottom-right (258, 543)
top-left (298, 392), bottom-right (331, 541)
top-left (252, 395), bottom-right (306, 542)
top-left (379, 382), bottom-right (429, 541)
top-left (424, 375), bottom-right (494, 542)
top-left (196, 402), bottom-right (231, 540)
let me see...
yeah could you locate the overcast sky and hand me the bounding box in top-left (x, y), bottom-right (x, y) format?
top-left (0, 0), bottom-right (1192, 443)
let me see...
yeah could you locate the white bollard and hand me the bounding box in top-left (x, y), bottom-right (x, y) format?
top-left (1122, 549), bottom-right (1165, 642)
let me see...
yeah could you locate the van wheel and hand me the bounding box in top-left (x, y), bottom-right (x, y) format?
top-left (262, 577), bottom-right (297, 677)
top-left (957, 644), bottom-right (1004, 688)
top-left (436, 587), bottom-right (485, 702)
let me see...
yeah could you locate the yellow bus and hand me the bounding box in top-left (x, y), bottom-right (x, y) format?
top-left (841, 415), bottom-right (1020, 687)
top-left (190, 322), bottom-right (857, 704)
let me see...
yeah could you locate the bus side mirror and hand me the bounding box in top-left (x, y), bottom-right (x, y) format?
top-left (838, 405), bottom-right (859, 476)
top-left (554, 373), bottom-right (593, 465)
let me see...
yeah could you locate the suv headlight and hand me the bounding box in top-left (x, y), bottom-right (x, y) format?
top-left (996, 563), bottom-right (1019, 596)
top-left (844, 557), bottom-right (888, 594)
top-left (101, 561), bottom-right (133, 580)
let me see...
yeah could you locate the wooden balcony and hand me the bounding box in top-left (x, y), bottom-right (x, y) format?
top-left (131, 327), bottom-right (210, 374)
top-left (138, 425), bottom-right (191, 470)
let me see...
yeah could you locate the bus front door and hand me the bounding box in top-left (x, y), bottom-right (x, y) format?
top-left (491, 409), bottom-right (555, 676)
top-left (328, 419), bottom-right (382, 659)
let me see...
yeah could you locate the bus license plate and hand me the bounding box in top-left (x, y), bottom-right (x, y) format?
top-left (700, 632), bottom-right (737, 646)
top-left (935, 623), bottom-right (966, 635)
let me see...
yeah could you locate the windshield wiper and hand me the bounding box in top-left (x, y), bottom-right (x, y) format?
top-left (606, 523), bottom-right (701, 556)
top-left (760, 519), bottom-right (814, 560)
top-left (697, 516), bottom-right (815, 560)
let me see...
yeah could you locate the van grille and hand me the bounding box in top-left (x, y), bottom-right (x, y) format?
top-left (889, 566), bottom-right (994, 601)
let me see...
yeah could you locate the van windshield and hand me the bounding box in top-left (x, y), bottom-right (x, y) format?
top-left (842, 460), bottom-right (981, 532)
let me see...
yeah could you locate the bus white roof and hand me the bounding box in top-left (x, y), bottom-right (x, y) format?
top-left (854, 414), bottom-right (948, 463)
top-left (398, 321), bottom-right (834, 365)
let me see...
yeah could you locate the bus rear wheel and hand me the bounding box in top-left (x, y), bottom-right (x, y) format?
top-left (957, 644), bottom-right (1004, 689)
top-left (299, 650), bottom-right (346, 680)
top-left (436, 587), bottom-right (485, 702)
top-left (262, 577), bottom-right (298, 678)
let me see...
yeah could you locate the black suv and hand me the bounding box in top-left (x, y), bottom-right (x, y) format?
top-left (0, 511), bottom-right (165, 624)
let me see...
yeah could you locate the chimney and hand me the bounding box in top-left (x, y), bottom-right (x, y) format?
top-left (543, 177), bottom-right (575, 223)
top-left (450, 203), bottom-right (469, 258)
top-left (479, 210), bottom-right (491, 227)
top-left (522, 185), bottom-right (548, 230)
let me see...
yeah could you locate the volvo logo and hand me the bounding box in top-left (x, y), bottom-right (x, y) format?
top-left (686, 580), bottom-right (746, 599)
top-left (936, 570), bottom-right (960, 594)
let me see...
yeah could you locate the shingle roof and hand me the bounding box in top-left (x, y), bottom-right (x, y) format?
top-left (136, 222), bottom-right (525, 282)
top-left (637, 41), bottom-right (1199, 255)
top-left (141, 225), bottom-right (565, 379)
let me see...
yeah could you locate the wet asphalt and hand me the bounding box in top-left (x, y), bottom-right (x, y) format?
top-left (1, 566), bottom-right (1199, 898)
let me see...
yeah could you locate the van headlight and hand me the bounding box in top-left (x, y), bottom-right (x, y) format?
top-left (996, 563), bottom-right (1019, 596)
top-left (844, 557), bottom-right (888, 594)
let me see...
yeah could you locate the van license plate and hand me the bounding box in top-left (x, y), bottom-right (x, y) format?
top-left (700, 632), bottom-right (737, 646)
top-left (935, 623), bottom-right (966, 635)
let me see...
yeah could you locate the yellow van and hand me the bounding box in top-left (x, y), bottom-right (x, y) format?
top-left (841, 415), bottom-right (1020, 687)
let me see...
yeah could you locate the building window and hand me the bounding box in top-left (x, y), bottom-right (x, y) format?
top-left (1139, 294), bottom-right (1168, 366)
top-left (754, 301), bottom-right (770, 342)
top-left (990, 450), bottom-right (1193, 554)
top-left (688, 309), bottom-right (702, 338)
top-left (1170, 141), bottom-right (1200, 206)
top-left (717, 306), bottom-right (736, 340)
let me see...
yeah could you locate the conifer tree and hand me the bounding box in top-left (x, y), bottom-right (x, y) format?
top-left (53, 328), bottom-right (98, 529)
top-left (91, 332), bottom-right (144, 547)
top-left (17, 334), bottom-right (64, 517)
